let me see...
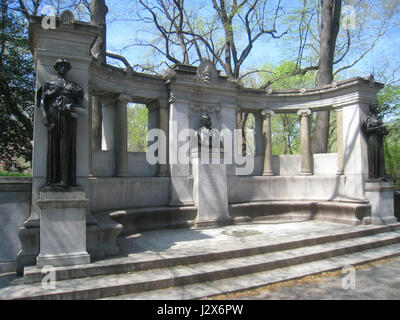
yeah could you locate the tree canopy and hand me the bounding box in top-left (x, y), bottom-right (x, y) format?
top-left (0, 0), bottom-right (34, 172)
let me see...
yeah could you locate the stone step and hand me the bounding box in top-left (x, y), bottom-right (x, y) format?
top-left (2, 230), bottom-right (400, 300)
top-left (103, 243), bottom-right (400, 300)
top-left (23, 223), bottom-right (400, 284)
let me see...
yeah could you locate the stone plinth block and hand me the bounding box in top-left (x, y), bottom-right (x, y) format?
top-left (36, 188), bottom-right (90, 267)
top-left (364, 181), bottom-right (397, 225)
top-left (192, 152), bottom-right (233, 228)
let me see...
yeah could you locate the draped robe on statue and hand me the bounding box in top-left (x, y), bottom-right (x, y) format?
top-left (362, 113), bottom-right (388, 180)
top-left (38, 80), bottom-right (84, 188)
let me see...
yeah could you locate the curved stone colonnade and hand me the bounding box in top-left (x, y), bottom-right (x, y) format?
top-left (88, 59), bottom-right (381, 217)
top-left (10, 16), bottom-right (395, 274)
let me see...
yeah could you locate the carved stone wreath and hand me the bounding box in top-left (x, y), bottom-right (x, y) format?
top-left (196, 60), bottom-right (218, 84)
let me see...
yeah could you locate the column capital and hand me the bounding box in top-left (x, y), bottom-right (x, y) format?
top-left (100, 94), bottom-right (118, 107)
top-left (117, 94), bottom-right (132, 104)
top-left (261, 109), bottom-right (275, 117)
top-left (297, 108), bottom-right (312, 117)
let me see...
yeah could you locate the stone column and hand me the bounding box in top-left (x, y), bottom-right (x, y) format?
top-left (336, 108), bottom-right (344, 175)
top-left (168, 96), bottom-right (192, 206)
top-left (101, 95), bottom-right (116, 151)
top-left (297, 109), bottom-right (313, 175)
top-left (158, 100), bottom-right (169, 177)
top-left (254, 112), bottom-right (264, 156)
top-left (261, 109), bottom-right (275, 176)
top-left (115, 94), bottom-right (131, 177)
top-left (91, 96), bottom-right (103, 151)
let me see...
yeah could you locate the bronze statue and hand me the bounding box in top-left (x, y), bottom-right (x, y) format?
top-left (362, 103), bottom-right (389, 181)
top-left (197, 112), bottom-right (223, 152)
top-left (37, 59), bottom-right (85, 189)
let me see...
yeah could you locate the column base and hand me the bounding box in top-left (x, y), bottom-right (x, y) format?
top-left (262, 171), bottom-right (274, 176)
top-left (193, 217), bottom-right (234, 229)
top-left (37, 252), bottom-right (90, 268)
top-left (168, 200), bottom-right (195, 207)
top-left (298, 172), bottom-right (313, 176)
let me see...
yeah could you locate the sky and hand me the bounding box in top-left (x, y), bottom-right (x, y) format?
top-left (100, 0), bottom-right (400, 84)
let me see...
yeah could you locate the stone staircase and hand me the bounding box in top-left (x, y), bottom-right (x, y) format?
top-left (1, 221), bottom-right (400, 300)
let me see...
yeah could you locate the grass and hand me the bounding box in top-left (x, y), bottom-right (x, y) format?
top-left (0, 171), bottom-right (32, 177)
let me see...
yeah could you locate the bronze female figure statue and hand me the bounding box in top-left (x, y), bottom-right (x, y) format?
top-left (37, 59), bottom-right (85, 189)
top-left (362, 103), bottom-right (389, 181)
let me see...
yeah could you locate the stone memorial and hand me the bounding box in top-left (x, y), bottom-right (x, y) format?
top-left (191, 112), bottom-right (233, 228)
top-left (36, 59), bottom-right (90, 267)
top-left (0, 14), bottom-right (397, 280)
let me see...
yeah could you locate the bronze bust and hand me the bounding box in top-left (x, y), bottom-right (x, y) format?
top-left (197, 112), bottom-right (223, 152)
top-left (37, 59), bottom-right (85, 189)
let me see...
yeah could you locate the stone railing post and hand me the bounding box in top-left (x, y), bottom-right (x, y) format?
top-left (297, 109), bottom-right (313, 175)
top-left (261, 109), bottom-right (275, 176)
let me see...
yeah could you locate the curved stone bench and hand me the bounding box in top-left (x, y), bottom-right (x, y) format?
top-left (106, 200), bottom-right (371, 237)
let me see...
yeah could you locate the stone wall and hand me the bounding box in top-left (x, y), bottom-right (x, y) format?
top-left (89, 177), bottom-right (170, 213)
top-left (0, 178), bottom-right (31, 273)
top-left (91, 151), bottom-right (157, 177)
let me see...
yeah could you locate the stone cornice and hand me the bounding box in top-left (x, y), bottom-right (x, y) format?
top-left (88, 59), bottom-right (382, 114)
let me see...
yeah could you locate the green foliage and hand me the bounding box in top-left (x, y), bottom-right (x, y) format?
top-left (377, 84), bottom-right (400, 121)
top-left (0, 171), bottom-right (31, 177)
top-left (259, 61), bottom-right (315, 155)
top-left (127, 104), bottom-right (148, 152)
top-left (261, 61), bottom-right (316, 90)
top-left (378, 84), bottom-right (400, 187)
top-left (0, 3), bottom-right (34, 172)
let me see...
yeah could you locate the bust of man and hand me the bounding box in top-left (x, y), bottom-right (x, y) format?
top-left (197, 112), bottom-right (223, 152)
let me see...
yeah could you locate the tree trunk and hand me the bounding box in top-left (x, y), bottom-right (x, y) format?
top-left (90, 0), bottom-right (108, 63)
top-left (312, 0), bottom-right (342, 154)
top-left (90, 0), bottom-right (108, 150)
top-left (236, 112), bottom-right (248, 156)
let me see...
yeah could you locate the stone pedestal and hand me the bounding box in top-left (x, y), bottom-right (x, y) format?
top-left (192, 151), bottom-right (233, 228)
top-left (36, 188), bottom-right (90, 267)
top-left (364, 181), bottom-right (397, 225)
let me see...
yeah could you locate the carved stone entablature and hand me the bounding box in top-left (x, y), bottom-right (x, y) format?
top-left (190, 104), bottom-right (221, 119)
top-left (197, 60), bottom-right (219, 84)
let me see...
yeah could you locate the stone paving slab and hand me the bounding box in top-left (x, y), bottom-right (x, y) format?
top-left (117, 220), bottom-right (367, 254)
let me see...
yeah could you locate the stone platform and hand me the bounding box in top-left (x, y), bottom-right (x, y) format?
top-left (1, 220), bottom-right (400, 300)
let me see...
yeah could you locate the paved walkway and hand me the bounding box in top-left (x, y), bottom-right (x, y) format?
top-left (217, 257), bottom-right (400, 300)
